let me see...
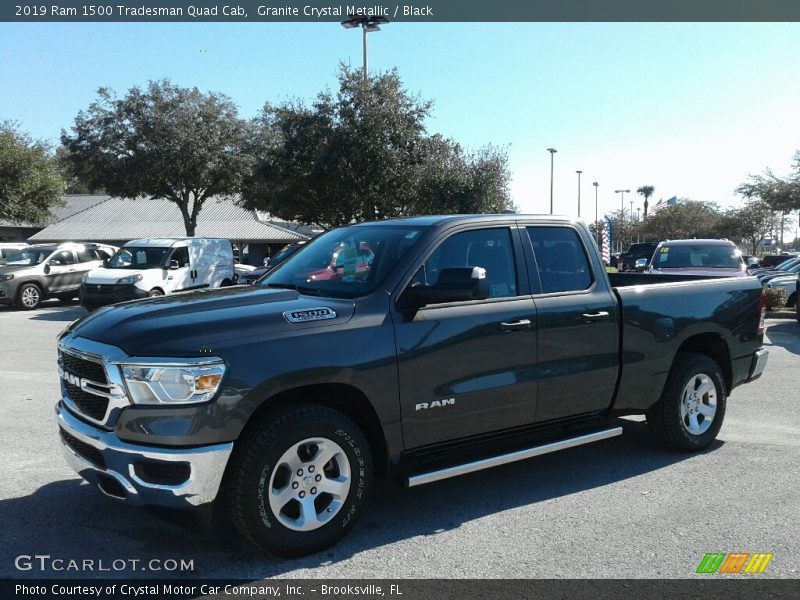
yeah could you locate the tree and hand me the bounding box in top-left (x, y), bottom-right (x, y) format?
top-left (638, 200), bottom-right (722, 241)
top-left (54, 146), bottom-right (98, 194)
top-left (736, 162), bottom-right (800, 245)
top-left (241, 65), bottom-right (512, 228)
top-left (0, 122), bottom-right (64, 223)
top-left (637, 185), bottom-right (655, 218)
top-left (722, 200), bottom-right (780, 255)
top-left (61, 80), bottom-right (251, 236)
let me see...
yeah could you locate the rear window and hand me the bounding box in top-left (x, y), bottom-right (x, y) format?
top-left (655, 244), bottom-right (742, 269)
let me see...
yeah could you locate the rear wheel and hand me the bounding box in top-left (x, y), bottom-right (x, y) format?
top-left (227, 404), bottom-right (373, 557)
top-left (147, 288), bottom-right (164, 298)
top-left (17, 283), bottom-right (42, 310)
top-left (647, 352), bottom-right (727, 452)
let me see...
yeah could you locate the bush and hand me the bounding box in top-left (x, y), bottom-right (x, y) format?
top-left (762, 287), bottom-right (789, 310)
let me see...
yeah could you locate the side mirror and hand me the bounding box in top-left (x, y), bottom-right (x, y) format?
top-left (169, 260), bottom-right (180, 270)
top-left (43, 264), bottom-right (51, 274)
top-left (102, 258), bottom-right (109, 268)
top-left (402, 267), bottom-right (490, 309)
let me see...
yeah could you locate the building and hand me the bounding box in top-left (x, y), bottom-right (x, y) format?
top-left (0, 194), bottom-right (108, 242)
top-left (28, 194), bottom-right (311, 266)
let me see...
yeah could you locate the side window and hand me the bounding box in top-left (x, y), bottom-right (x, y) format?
top-left (77, 248), bottom-right (95, 263)
top-left (526, 227), bottom-right (593, 294)
top-left (49, 250), bottom-right (75, 266)
top-left (415, 228), bottom-right (518, 299)
top-left (170, 247), bottom-right (190, 268)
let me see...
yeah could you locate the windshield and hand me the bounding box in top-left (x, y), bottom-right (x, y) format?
top-left (628, 243), bottom-right (657, 254)
top-left (271, 244), bottom-right (302, 266)
top-left (654, 244), bottom-right (744, 269)
top-left (109, 247), bottom-right (170, 269)
top-left (261, 225), bottom-right (425, 298)
top-left (0, 247), bottom-right (54, 266)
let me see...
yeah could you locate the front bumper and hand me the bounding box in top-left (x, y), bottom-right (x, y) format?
top-left (79, 282), bottom-right (148, 308)
top-left (0, 279), bottom-right (19, 304)
top-left (56, 402), bottom-right (233, 509)
top-left (747, 348), bottom-right (769, 382)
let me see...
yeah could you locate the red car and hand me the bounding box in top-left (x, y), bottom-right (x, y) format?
top-left (306, 242), bottom-right (374, 282)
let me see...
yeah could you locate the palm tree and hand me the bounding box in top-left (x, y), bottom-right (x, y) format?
top-left (637, 185), bottom-right (655, 217)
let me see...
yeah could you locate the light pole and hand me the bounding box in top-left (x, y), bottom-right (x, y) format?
top-left (547, 148), bottom-right (557, 214)
top-left (341, 14), bottom-right (389, 83)
top-left (576, 170), bottom-right (582, 218)
top-left (629, 199), bottom-right (634, 220)
top-left (593, 181), bottom-right (599, 247)
top-left (615, 189), bottom-right (630, 218)
top-left (637, 207), bottom-right (641, 221)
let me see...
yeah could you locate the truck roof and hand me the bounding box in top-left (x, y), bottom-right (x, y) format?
top-left (125, 238), bottom-right (226, 247)
top-left (351, 214), bottom-right (575, 228)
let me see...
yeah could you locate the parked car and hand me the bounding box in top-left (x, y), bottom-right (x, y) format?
top-left (618, 242), bottom-right (659, 272)
top-left (0, 242), bottom-right (29, 262)
top-left (749, 256), bottom-right (800, 277)
top-left (80, 238), bottom-right (235, 310)
top-left (758, 260), bottom-right (800, 284)
top-left (238, 242), bottom-right (307, 285)
top-left (648, 239), bottom-right (748, 277)
top-left (758, 254), bottom-right (796, 269)
top-left (764, 274), bottom-right (798, 307)
top-left (742, 255), bottom-right (760, 268)
top-left (0, 242), bottom-right (116, 309)
top-left (55, 215), bottom-right (767, 557)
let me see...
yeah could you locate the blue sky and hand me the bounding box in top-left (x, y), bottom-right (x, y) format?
top-left (1, 22), bottom-right (799, 219)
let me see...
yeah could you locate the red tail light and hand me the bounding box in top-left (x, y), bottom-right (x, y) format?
top-left (618, 256), bottom-right (624, 268)
top-left (756, 290), bottom-right (766, 335)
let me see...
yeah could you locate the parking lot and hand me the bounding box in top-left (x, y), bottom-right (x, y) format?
top-left (0, 302), bottom-right (798, 579)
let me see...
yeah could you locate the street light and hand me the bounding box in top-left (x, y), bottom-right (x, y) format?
top-left (629, 199), bottom-right (634, 220)
top-left (593, 182), bottom-right (599, 246)
top-left (576, 170), bottom-right (582, 218)
top-left (547, 148), bottom-right (557, 214)
top-left (341, 14), bottom-right (389, 83)
top-left (615, 189), bottom-right (630, 217)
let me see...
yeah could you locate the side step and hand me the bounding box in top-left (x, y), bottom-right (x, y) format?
top-left (406, 426), bottom-right (623, 487)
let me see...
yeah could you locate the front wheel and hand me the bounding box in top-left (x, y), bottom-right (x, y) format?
top-left (17, 283), bottom-right (42, 310)
top-left (647, 352), bottom-right (727, 452)
top-left (147, 288), bottom-right (164, 298)
top-left (226, 405), bottom-right (373, 557)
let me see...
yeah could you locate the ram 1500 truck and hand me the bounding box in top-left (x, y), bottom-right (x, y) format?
top-left (55, 215), bottom-right (768, 557)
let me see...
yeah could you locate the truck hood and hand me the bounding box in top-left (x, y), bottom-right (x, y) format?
top-left (66, 286), bottom-right (356, 357)
top-left (84, 268), bottom-right (153, 284)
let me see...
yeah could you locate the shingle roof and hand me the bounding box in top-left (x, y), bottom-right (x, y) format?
top-left (0, 194), bottom-right (110, 228)
top-left (29, 196), bottom-right (309, 243)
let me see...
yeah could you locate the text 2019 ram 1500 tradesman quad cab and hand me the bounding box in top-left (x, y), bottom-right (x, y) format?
top-left (55, 215), bottom-right (768, 556)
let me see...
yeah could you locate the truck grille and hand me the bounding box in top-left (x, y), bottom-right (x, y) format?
top-left (59, 350), bottom-right (111, 423)
top-left (61, 351), bottom-right (108, 384)
top-left (59, 428), bottom-right (106, 470)
top-left (81, 283), bottom-right (117, 295)
top-left (63, 381), bottom-right (109, 421)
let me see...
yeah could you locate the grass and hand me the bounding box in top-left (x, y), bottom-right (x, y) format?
top-left (605, 267), bottom-right (618, 273)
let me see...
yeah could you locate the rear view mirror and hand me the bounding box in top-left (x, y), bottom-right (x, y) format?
top-left (402, 267), bottom-right (490, 309)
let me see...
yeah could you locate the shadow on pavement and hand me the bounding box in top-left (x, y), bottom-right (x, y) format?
top-left (1, 421), bottom-right (713, 579)
top-left (766, 321), bottom-right (800, 356)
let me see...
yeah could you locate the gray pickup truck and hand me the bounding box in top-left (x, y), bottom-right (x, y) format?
top-left (55, 215), bottom-right (768, 556)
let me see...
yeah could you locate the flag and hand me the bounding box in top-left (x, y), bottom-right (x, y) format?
top-left (650, 196), bottom-right (678, 215)
top-left (602, 216), bottom-right (612, 264)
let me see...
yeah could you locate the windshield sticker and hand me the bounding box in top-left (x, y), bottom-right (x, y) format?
top-left (283, 307), bottom-right (337, 323)
top-left (342, 244), bottom-right (359, 278)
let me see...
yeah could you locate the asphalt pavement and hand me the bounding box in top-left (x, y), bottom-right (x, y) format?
top-left (0, 301), bottom-right (798, 579)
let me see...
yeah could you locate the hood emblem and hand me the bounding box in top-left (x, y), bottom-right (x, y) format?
top-left (283, 307), bottom-right (337, 323)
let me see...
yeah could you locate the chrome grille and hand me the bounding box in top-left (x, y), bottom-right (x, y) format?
top-left (58, 348), bottom-right (117, 426)
top-left (61, 351), bottom-right (107, 384)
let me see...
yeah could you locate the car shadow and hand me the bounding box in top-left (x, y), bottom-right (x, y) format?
top-left (1, 421), bottom-right (714, 579)
top-left (27, 306), bottom-right (88, 321)
top-left (765, 321), bottom-right (800, 356)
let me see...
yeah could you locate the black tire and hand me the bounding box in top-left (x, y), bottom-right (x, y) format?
top-left (220, 278), bottom-right (233, 287)
top-left (647, 352), bottom-right (727, 452)
top-left (147, 288), bottom-right (164, 297)
top-left (227, 404), bottom-right (373, 557)
top-left (57, 295), bottom-right (76, 304)
top-left (17, 283), bottom-right (42, 310)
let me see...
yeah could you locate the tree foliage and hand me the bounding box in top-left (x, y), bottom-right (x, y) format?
top-left (241, 65), bottom-right (512, 228)
top-left (61, 80), bottom-right (251, 236)
top-left (637, 185), bottom-right (654, 217)
top-left (719, 200), bottom-right (779, 255)
top-left (639, 200), bottom-right (722, 241)
top-left (0, 122), bottom-right (64, 224)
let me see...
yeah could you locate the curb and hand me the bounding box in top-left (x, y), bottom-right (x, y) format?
top-left (765, 311), bottom-right (797, 320)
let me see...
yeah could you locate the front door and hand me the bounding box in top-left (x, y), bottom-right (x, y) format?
top-left (522, 225), bottom-right (619, 422)
top-left (45, 250), bottom-right (77, 293)
top-left (394, 226), bottom-right (538, 449)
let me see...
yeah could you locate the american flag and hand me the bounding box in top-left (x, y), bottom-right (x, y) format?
top-left (649, 196), bottom-right (678, 215)
top-left (601, 216), bottom-right (612, 264)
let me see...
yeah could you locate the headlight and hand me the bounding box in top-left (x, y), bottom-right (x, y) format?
top-left (120, 362), bottom-right (225, 405)
top-left (0, 273), bottom-right (13, 281)
top-left (116, 274), bottom-right (143, 285)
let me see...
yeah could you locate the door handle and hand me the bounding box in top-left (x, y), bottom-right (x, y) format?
top-left (581, 311), bottom-right (610, 322)
top-left (499, 319), bottom-right (532, 332)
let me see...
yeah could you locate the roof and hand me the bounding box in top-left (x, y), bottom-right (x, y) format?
top-left (29, 196), bottom-right (309, 243)
top-left (0, 195), bottom-right (109, 228)
top-left (351, 214), bottom-right (572, 228)
top-left (659, 239), bottom-right (736, 246)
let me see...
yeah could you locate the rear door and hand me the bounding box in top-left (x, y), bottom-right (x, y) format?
top-left (521, 224), bottom-right (619, 422)
top-left (394, 225), bottom-right (538, 449)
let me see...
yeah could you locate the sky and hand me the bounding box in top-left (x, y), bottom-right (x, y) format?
top-left (1, 21), bottom-right (799, 220)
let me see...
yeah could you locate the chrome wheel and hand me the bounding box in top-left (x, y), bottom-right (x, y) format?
top-left (20, 286), bottom-right (40, 308)
top-left (268, 437), bottom-right (351, 532)
top-left (680, 373), bottom-right (717, 435)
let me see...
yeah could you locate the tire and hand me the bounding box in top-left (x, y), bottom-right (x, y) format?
top-left (57, 295), bottom-right (76, 304)
top-left (147, 288), bottom-right (164, 297)
top-left (17, 283), bottom-right (42, 310)
top-left (220, 279), bottom-right (233, 287)
top-left (227, 404), bottom-right (373, 557)
top-left (646, 352), bottom-right (727, 452)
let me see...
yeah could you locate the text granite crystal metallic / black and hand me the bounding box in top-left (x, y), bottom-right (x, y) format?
top-left (54, 215), bottom-right (769, 557)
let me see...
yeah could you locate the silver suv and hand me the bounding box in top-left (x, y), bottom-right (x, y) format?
top-left (0, 242), bottom-right (117, 310)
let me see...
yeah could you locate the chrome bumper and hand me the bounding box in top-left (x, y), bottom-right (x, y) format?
top-left (748, 348), bottom-right (769, 381)
top-left (56, 402), bottom-right (232, 509)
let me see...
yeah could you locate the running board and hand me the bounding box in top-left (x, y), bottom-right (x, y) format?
top-left (406, 426), bottom-right (623, 487)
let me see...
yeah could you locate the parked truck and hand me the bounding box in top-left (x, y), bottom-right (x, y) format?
top-left (55, 215), bottom-right (768, 557)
